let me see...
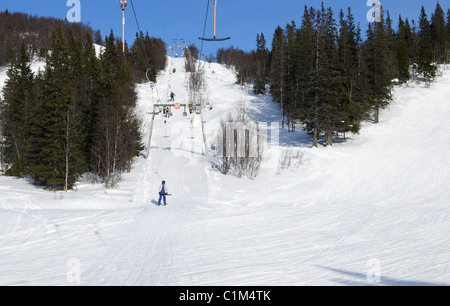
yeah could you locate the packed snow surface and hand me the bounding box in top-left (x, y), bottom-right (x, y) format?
top-left (0, 58), bottom-right (449, 285)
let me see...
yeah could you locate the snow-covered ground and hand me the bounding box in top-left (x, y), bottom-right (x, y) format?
top-left (0, 57), bottom-right (449, 286)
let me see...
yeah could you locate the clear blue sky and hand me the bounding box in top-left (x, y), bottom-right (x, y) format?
top-left (2, 1), bottom-right (448, 57)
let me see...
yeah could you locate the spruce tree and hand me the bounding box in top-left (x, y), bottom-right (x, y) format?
top-left (321, 6), bottom-right (348, 145)
top-left (447, 9), bottom-right (450, 50)
top-left (417, 7), bottom-right (437, 81)
top-left (132, 32), bottom-right (149, 81)
top-left (338, 8), bottom-right (357, 96)
top-left (94, 31), bottom-right (141, 188)
top-left (68, 30), bottom-right (89, 172)
top-left (364, 12), bottom-right (392, 123)
top-left (34, 22), bottom-right (83, 191)
top-left (81, 32), bottom-right (102, 174)
top-left (305, 4), bottom-right (347, 146)
top-left (353, 21), bottom-right (371, 130)
top-left (337, 8), bottom-right (364, 135)
top-left (385, 11), bottom-right (399, 80)
top-left (284, 21), bottom-right (300, 132)
top-left (297, 6), bottom-right (316, 133)
top-left (2, 41), bottom-right (34, 176)
top-left (431, 2), bottom-right (447, 64)
top-left (404, 18), bottom-right (416, 63)
top-left (254, 33), bottom-right (269, 95)
top-left (131, 31), bottom-right (158, 82)
top-left (270, 26), bottom-right (287, 128)
top-left (27, 70), bottom-right (45, 182)
top-left (397, 16), bottom-right (411, 83)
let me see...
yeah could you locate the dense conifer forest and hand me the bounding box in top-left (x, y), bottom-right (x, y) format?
top-left (217, 2), bottom-right (450, 146)
top-left (1, 2), bottom-right (449, 189)
top-left (0, 11), bottom-right (166, 190)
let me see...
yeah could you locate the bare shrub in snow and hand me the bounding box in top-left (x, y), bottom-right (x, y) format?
top-left (277, 149), bottom-right (305, 174)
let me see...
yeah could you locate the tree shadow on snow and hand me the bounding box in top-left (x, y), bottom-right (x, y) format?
top-left (245, 95), bottom-right (355, 148)
top-left (245, 97), bottom-right (312, 148)
top-left (317, 265), bottom-right (449, 286)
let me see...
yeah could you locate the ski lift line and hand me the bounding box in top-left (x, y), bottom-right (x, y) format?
top-left (116, 1), bottom-right (137, 57)
top-left (128, 0), bottom-right (162, 102)
top-left (128, 0), bottom-right (150, 64)
top-left (121, 0), bottom-right (126, 54)
top-left (153, 103), bottom-right (199, 108)
top-left (169, 39), bottom-right (188, 58)
top-left (129, 0), bottom-right (162, 157)
top-left (199, 0), bottom-right (210, 57)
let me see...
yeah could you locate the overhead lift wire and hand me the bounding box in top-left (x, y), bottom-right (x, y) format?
top-left (128, 0), bottom-right (162, 103)
top-left (199, 0), bottom-right (210, 60)
top-left (128, 0), bottom-right (165, 158)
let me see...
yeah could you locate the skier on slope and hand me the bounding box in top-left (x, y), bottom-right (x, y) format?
top-left (158, 180), bottom-right (168, 206)
top-left (170, 92), bottom-right (176, 102)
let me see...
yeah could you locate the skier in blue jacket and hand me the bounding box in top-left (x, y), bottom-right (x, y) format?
top-left (158, 180), bottom-right (168, 206)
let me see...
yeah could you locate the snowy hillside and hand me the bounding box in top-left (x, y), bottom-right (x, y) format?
top-left (0, 57), bottom-right (449, 285)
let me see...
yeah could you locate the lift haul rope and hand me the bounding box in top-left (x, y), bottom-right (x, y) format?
top-left (125, 0), bottom-right (231, 157)
top-left (128, 0), bottom-right (161, 101)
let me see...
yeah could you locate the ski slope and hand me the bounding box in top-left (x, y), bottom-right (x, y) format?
top-left (0, 57), bottom-right (449, 286)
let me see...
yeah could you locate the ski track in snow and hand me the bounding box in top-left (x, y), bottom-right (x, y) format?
top-left (0, 58), bottom-right (450, 285)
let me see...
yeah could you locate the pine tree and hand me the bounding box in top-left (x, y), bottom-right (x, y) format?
top-left (2, 41), bottom-right (34, 176)
top-left (26, 70), bottom-right (45, 182)
top-left (321, 6), bottom-right (348, 145)
top-left (364, 11), bottom-right (392, 123)
top-left (338, 9), bottom-right (356, 95)
top-left (131, 31), bottom-right (155, 82)
top-left (68, 30), bottom-right (89, 172)
top-left (269, 26), bottom-right (287, 128)
top-left (397, 16), bottom-right (411, 83)
top-left (284, 21), bottom-right (301, 132)
top-left (447, 9), bottom-right (450, 46)
top-left (404, 18), bottom-right (417, 63)
top-left (431, 2), bottom-right (447, 64)
top-left (303, 4), bottom-right (347, 146)
top-left (417, 6), bottom-right (437, 81)
top-left (353, 21), bottom-right (371, 129)
top-left (94, 30), bottom-right (103, 45)
top-left (297, 6), bottom-right (316, 133)
top-left (94, 31), bottom-right (141, 188)
top-left (33, 22), bottom-right (83, 191)
top-left (337, 8), bottom-right (365, 135)
top-left (254, 33), bottom-right (269, 95)
top-left (384, 11), bottom-right (398, 80)
top-left (81, 32), bottom-right (102, 175)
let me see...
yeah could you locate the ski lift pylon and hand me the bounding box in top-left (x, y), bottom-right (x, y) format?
top-left (199, 0), bottom-right (230, 42)
top-left (120, 0), bottom-right (128, 54)
top-left (116, 0), bottom-right (137, 57)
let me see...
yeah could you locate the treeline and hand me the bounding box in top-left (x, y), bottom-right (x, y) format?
top-left (130, 31), bottom-right (167, 82)
top-left (0, 10), bottom-right (102, 67)
top-left (217, 2), bottom-right (450, 146)
top-left (0, 10), bottom-right (167, 83)
top-left (0, 22), bottom-right (143, 191)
